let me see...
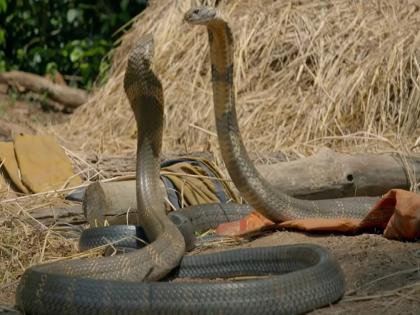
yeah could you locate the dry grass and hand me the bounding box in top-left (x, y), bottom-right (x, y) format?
top-left (0, 149), bottom-right (128, 305)
top-left (0, 197), bottom-right (79, 305)
top-left (56, 0), bottom-right (420, 158)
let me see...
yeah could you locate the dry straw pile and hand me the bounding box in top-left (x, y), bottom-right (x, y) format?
top-left (60, 0), bottom-right (420, 156)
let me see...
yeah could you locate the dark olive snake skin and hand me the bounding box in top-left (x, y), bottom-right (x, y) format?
top-left (185, 6), bottom-right (380, 223)
top-left (15, 34), bottom-right (186, 314)
top-left (13, 5), bottom-right (391, 314)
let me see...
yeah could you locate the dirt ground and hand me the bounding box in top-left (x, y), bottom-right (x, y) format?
top-left (1, 223), bottom-right (418, 314)
top-left (191, 230), bottom-right (420, 314)
top-left (243, 231), bottom-right (420, 315)
top-left (0, 94), bottom-right (70, 141)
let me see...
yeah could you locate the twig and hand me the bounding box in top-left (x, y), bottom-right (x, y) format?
top-left (343, 282), bottom-right (420, 302)
top-left (188, 123), bottom-right (217, 137)
top-left (346, 267), bottom-right (420, 295)
top-left (0, 174), bottom-right (146, 204)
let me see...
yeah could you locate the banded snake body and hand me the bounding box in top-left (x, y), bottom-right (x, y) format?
top-left (13, 6), bottom-right (386, 315)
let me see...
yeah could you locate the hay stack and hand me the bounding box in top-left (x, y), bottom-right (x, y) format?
top-left (60, 0), bottom-right (420, 156)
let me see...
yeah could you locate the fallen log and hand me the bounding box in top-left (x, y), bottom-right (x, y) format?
top-left (82, 181), bottom-right (139, 226)
top-left (29, 204), bottom-right (86, 226)
top-left (82, 179), bottom-right (170, 226)
top-left (81, 149), bottom-right (420, 225)
top-left (81, 149), bottom-right (420, 198)
top-left (31, 149), bottom-right (419, 226)
top-left (258, 148), bottom-right (420, 199)
top-left (30, 202), bottom-right (136, 227)
top-left (0, 71), bottom-right (88, 109)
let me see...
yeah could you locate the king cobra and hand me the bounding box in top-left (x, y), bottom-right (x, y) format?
top-left (184, 6), bottom-right (380, 222)
top-left (14, 13), bottom-right (354, 315)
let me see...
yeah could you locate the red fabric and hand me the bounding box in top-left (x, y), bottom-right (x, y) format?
top-left (361, 189), bottom-right (420, 240)
top-left (216, 189), bottom-right (420, 240)
top-left (216, 211), bottom-right (275, 236)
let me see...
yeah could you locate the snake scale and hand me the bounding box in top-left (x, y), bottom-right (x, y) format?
top-left (13, 6), bottom-right (385, 315)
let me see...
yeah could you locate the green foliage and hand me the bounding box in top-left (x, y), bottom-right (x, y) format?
top-left (0, 0), bottom-right (147, 88)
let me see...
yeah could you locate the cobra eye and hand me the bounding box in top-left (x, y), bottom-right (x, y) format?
top-left (192, 9), bottom-right (199, 15)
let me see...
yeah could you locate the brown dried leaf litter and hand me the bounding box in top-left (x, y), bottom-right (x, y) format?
top-left (58, 0), bottom-right (420, 157)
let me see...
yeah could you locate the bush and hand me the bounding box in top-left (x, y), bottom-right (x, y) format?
top-left (0, 0), bottom-right (147, 89)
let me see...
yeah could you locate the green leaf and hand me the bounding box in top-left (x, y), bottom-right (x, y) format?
top-left (120, 0), bottom-right (129, 11)
top-left (0, 28), bottom-right (5, 46)
top-left (0, 60), bottom-right (6, 73)
top-left (32, 53), bottom-right (42, 64)
top-left (0, 0), bottom-right (147, 89)
top-left (67, 9), bottom-right (79, 23)
top-left (0, 0), bottom-right (7, 13)
top-left (70, 47), bottom-right (83, 62)
top-left (46, 62), bottom-right (58, 74)
top-left (79, 62), bottom-right (89, 71)
top-left (22, 11), bottom-right (30, 19)
top-left (17, 49), bottom-right (26, 61)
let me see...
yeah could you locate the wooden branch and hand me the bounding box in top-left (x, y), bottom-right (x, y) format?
top-left (24, 92), bottom-right (67, 112)
top-left (82, 181), bottom-right (138, 226)
top-left (0, 71), bottom-right (88, 109)
top-left (28, 204), bottom-right (86, 226)
top-left (83, 149), bottom-right (420, 199)
top-left (258, 148), bottom-right (420, 199)
top-left (80, 150), bottom-right (420, 199)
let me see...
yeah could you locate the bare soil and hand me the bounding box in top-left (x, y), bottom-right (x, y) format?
top-left (0, 94), bottom-right (70, 141)
top-left (243, 231), bottom-right (420, 315)
top-left (184, 230), bottom-right (419, 314)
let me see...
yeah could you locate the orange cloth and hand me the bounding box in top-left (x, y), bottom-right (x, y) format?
top-left (215, 211), bottom-right (275, 236)
top-left (216, 189), bottom-right (420, 240)
top-left (360, 189), bottom-right (420, 240)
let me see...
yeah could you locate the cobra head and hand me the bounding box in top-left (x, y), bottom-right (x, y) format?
top-left (184, 6), bottom-right (217, 25)
top-left (124, 33), bottom-right (163, 125)
top-left (125, 34), bottom-right (155, 77)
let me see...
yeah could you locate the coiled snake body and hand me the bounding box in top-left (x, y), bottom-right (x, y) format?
top-left (14, 6), bottom-right (385, 315)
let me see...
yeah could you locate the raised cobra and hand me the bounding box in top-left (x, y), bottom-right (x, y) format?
top-left (15, 20), bottom-right (346, 315)
top-left (184, 7), bottom-right (380, 222)
top-left (15, 35), bottom-right (186, 314)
